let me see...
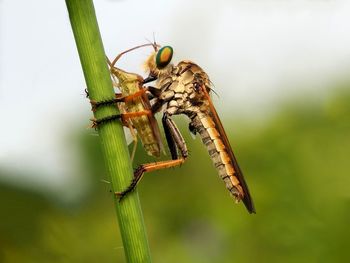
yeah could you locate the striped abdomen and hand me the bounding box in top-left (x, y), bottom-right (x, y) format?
top-left (190, 113), bottom-right (245, 202)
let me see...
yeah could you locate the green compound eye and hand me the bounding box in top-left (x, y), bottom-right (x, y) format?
top-left (156, 46), bottom-right (173, 69)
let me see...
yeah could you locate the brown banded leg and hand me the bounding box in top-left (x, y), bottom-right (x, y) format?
top-left (116, 113), bottom-right (188, 200)
top-left (91, 110), bottom-right (152, 129)
top-left (90, 109), bottom-right (141, 161)
top-left (115, 159), bottom-right (185, 200)
top-left (89, 97), bottom-right (122, 112)
top-left (122, 88), bottom-right (148, 103)
top-left (90, 89), bottom-right (148, 112)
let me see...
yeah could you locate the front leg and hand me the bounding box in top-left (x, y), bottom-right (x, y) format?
top-left (91, 110), bottom-right (152, 129)
top-left (90, 88), bottom-right (149, 112)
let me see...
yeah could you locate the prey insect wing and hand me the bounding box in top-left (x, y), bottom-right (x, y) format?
top-left (123, 127), bottom-right (135, 146)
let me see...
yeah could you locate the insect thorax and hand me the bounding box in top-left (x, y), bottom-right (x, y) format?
top-left (155, 61), bottom-right (211, 117)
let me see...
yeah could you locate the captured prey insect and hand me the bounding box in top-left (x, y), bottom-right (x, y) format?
top-left (90, 44), bottom-right (191, 202)
top-left (90, 44), bottom-right (164, 161)
top-left (93, 44), bottom-right (255, 213)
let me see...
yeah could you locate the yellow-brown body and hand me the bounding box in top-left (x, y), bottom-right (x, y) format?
top-left (111, 67), bottom-right (163, 157)
top-left (146, 59), bottom-right (255, 213)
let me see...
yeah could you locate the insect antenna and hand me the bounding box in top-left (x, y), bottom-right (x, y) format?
top-left (145, 32), bottom-right (161, 52)
top-left (152, 32), bottom-right (159, 51)
top-left (110, 43), bottom-right (156, 68)
top-left (106, 56), bottom-right (120, 87)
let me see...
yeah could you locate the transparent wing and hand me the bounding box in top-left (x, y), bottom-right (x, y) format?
top-left (123, 126), bottom-right (135, 145)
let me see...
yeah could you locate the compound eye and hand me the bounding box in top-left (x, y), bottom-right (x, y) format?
top-left (156, 46), bottom-right (173, 69)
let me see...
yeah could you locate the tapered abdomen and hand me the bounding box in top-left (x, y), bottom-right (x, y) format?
top-left (191, 113), bottom-right (245, 203)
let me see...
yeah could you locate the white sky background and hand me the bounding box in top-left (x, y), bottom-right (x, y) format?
top-left (0, 0), bottom-right (350, 193)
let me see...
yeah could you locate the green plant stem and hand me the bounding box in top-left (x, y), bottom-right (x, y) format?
top-left (65, 1), bottom-right (152, 262)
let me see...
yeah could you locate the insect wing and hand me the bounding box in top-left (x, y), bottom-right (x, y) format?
top-left (111, 66), bottom-right (164, 157)
top-left (139, 88), bottom-right (165, 154)
top-left (123, 126), bottom-right (135, 145)
top-left (201, 86), bottom-right (255, 213)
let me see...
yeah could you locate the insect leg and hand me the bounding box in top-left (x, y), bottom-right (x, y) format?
top-left (127, 122), bottom-right (138, 162)
top-left (143, 75), bottom-right (157, 84)
top-left (90, 89), bottom-right (148, 112)
top-left (145, 86), bottom-right (161, 100)
top-left (91, 110), bottom-right (152, 129)
top-left (162, 113), bottom-right (188, 159)
top-left (150, 98), bottom-right (163, 114)
top-left (84, 89), bottom-right (90, 98)
top-left (89, 97), bottom-right (124, 112)
top-left (162, 113), bottom-right (177, 160)
top-left (116, 113), bottom-right (188, 200)
top-left (115, 159), bottom-right (185, 200)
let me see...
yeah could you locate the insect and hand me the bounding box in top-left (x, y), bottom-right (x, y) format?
top-left (90, 44), bottom-right (163, 161)
top-left (93, 44), bottom-right (255, 214)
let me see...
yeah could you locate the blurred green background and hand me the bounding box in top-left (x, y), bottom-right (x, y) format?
top-left (2, 0), bottom-right (350, 262)
top-left (1, 87), bottom-right (349, 262)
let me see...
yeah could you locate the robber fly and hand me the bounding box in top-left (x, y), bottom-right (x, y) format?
top-left (93, 44), bottom-right (255, 214)
top-left (144, 45), bottom-right (255, 213)
top-left (91, 44), bottom-right (163, 160)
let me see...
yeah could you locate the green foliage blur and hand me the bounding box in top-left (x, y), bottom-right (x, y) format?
top-left (1, 89), bottom-right (349, 263)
